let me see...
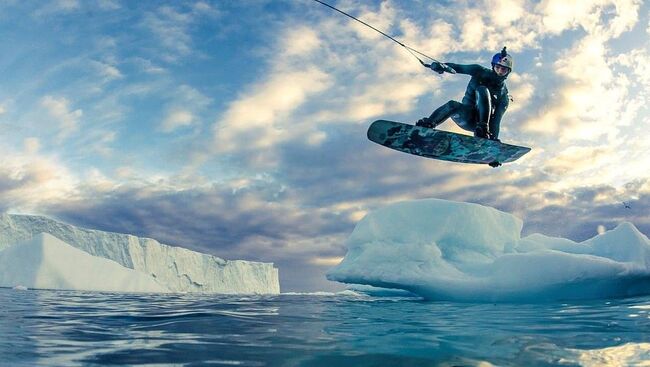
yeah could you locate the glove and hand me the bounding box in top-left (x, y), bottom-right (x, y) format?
top-left (429, 62), bottom-right (446, 74)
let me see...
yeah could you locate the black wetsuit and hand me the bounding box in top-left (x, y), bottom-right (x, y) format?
top-left (426, 63), bottom-right (509, 138)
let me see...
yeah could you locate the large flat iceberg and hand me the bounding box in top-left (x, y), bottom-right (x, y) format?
top-left (0, 233), bottom-right (169, 293)
top-left (0, 214), bottom-right (279, 294)
top-left (327, 199), bottom-right (650, 302)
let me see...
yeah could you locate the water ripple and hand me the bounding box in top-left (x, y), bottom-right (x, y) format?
top-left (1, 289), bottom-right (649, 366)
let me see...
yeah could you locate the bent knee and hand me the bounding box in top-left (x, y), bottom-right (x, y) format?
top-left (446, 100), bottom-right (462, 107)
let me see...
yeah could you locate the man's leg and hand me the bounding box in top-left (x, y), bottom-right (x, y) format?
top-left (416, 100), bottom-right (463, 128)
top-left (449, 103), bottom-right (477, 132)
top-left (474, 86), bottom-right (492, 138)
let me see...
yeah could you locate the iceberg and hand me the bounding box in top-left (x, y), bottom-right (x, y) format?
top-left (0, 214), bottom-right (280, 294)
top-left (0, 233), bottom-right (169, 293)
top-left (327, 199), bottom-right (650, 302)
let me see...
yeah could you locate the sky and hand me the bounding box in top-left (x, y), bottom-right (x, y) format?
top-left (0, 0), bottom-right (649, 292)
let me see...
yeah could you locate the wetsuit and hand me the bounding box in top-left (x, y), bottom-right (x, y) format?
top-left (424, 63), bottom-right (509, 139)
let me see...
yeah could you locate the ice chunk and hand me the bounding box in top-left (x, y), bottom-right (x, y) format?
top-left (327, 199), bottom-right (650, 302)
top-left (0, 233), bottom-right (168, 293)
top-left (0, 214), bottom-right (279, 294)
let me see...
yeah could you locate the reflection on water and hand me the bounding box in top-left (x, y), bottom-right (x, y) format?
top-left (1, 288), bottom-right (649, 366)
top-left (567, 342), bottom-right (650, 367)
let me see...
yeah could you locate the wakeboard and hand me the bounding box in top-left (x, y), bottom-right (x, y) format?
top-left (367, 120), bottom-right (530, 167)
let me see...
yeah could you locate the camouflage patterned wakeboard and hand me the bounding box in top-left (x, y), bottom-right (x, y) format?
top-left (367, 120), bottom-right (530, 167)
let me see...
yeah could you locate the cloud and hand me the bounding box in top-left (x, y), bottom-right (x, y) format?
top-left (159, 85), bottom-right (211, 133)
top-left (85, 131), bottom-right (116, 157)
top-left (616, 48), bottom-right (650, 91)
top-left (97, 0), bottom-right (121, 11)
top-left (522, 34), bottom-right (629, 141)
top-left (130, 57), bottom-right (167, 74)
top-left (348, 1), bottom-right (397, 41)
top-left (211, 2), bottom-right (437, 165)
top-left (489, 0), bottom-right (526, 27)
top-left (213, 66), bottom-right (332, 154)
top-left (36, 173), bottom-right (356, 290)
top-left (542, 146), bottom-right (610, 176)
top-left (141, 3), bottom-right (219, 62)
top-left (506, 72), bottom-right (536, 113)
top-left (280, 26), bottom-right (322, 57)
top-left (161, 110), bottom-right (194, 133)
top-left (537, 0), bottom-right (641, 38)
top-left (23, 138), bottom-right (40, 154)
top-left (32, 0), bottom-right (80, 17)
top-left (142, 7), bottom-right (193, 60)
top-left (91, 60), bottom-right (123, 82)
top-left (0, 153), bottom-right (77, 213)
top-left (28, 159), bottom-right (649, 291)
top-left (345, 79), bottom-right (430, 120)
top-left (522, 179), bottom-right (650, 240)
top-left (460, 9), bottom-right (487, 50)
top-left (41, 96), bottom-right (83, 141)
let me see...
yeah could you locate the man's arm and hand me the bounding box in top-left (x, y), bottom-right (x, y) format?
top-left (444, 63), bottom-right (484, 76)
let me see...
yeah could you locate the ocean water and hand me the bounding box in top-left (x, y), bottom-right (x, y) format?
top-left (1, 288), bottom-right (650, 367)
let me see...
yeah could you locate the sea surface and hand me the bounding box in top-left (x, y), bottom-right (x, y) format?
top-left (1, 288), bottom-right (650, 367)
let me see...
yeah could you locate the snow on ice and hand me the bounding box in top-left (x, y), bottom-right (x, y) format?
top-left (0, 214), bottom-right (279, 294)
top-left (327, 199), bottom-right (650, 302)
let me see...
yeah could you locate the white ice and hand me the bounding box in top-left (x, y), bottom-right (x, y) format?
top-left (327, 199), bottom-right (650, 302)
top-left (0, 233), bottom-right (169, 293)
top-left (0, 214), bottom-right (280, 294)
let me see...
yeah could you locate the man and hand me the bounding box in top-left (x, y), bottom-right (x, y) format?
top-left (416, 47), bottom-right (513, 141)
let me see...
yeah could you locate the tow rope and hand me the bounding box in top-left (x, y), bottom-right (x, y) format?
top-left (310, 0), bottom-right (441, 66)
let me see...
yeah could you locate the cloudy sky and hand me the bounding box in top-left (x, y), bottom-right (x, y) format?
top-left (0, 0), bottom-right (649, 291)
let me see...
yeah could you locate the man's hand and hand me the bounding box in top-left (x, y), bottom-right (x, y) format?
top-left (428, 62), bottom-right (446, 74)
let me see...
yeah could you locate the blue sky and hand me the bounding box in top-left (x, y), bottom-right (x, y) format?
top-left (1, 0), bottom-right (649, 291)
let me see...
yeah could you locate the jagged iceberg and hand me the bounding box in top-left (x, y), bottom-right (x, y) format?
top-left (0, 214), bottom-right (280, 294)
top-left (327, 199), bottom-right (650, 302)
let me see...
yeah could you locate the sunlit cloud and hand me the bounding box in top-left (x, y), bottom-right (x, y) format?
top-left (280, 26), bottom-right (322, 57)
top-left (214, 66), bottom-right (332, 153)
top-left (346, 79), bottom-right (429, 121)
top-left (543, 146), bottom-right (610, 177)
top-left (537, 0), bottom-right (641, 38)
top-left (0, 153), bottom-right (78, 213)
top-left (460, 9), bottom-right (487, 50)
top-left (309, 256), bottom-right (344, 266)
top-left (506, 73), bottom-right (536, 113)
top-left (523, 35), bottom-right (629, 143)
top-left (489, 0), bottom-right (526, 27)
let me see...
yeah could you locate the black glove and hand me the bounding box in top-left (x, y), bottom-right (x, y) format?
top-left (429, 62), bottom-right (445, 74)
